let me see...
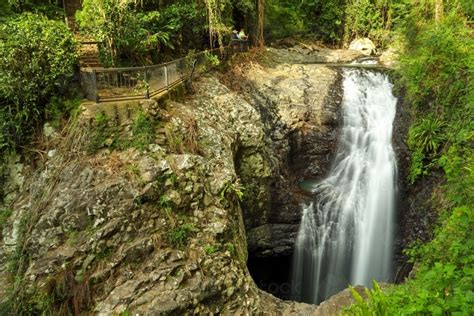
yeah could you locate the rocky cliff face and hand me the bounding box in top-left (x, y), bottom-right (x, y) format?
top-left (225, 50), bottom-right (346, 259)
top-left (0, 47), bottom-right (368, 314)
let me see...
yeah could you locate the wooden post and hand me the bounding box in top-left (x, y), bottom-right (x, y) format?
top-left (92, 69), bottom-right (99, 103)
top-left (164, 65), bottom-right (168, 90)
top-left (144, 67), bottom-right (150, 99)
top-left (435, 0), bottom-right (444, 22)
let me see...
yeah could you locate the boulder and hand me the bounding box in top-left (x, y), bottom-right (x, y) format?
top-left (379, 47), bottom-right (399, 68)
top-left (349, 38), bottom-right (376, 56)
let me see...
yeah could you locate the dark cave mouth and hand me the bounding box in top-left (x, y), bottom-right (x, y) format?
top-left (247, 252), bottom-right (293, 300)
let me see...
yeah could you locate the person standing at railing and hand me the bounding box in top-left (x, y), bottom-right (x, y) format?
top-left (232, 29), bottom-right (248, 52)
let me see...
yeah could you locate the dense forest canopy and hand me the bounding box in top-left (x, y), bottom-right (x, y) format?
top-left (0, 0), bottom-right (473, 314)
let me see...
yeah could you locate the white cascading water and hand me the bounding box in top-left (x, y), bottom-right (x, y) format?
top-left (291, 66), bottom-right (398, 304)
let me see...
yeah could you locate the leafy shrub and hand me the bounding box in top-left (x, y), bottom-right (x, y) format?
top-left (76, 0), bottom-right (173, 66)
top-left (346, 207), bottom-right (474, 315)
top-left (345, 281), bottom-right (390, 315)
top-left (408, 115), bottom-right (446, 156)
top-left (407, 114), bottom-right (446, 182)
top-left (0, 13), bottom-right (77, 155)
top-left (159, 1), bottom-right (208, 54)
top-left (401, 12), bottom-right (472, 185)
top-left (265, 0), bottom-right (408, 46)
top-left (304, 0), bottom-right (345, 44)
top-left (265, 1), bottom-right (307, 39)
top-left (343, 0), bottom-right (411, 47)
top-left (400, 13), bottom-right (471, 110)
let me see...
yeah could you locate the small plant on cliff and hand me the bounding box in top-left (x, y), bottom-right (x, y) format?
top-left (167, 223), bottom-right (197, 247)
top-left (89, 112), bottom-right (111, 152)
top-left (407, 114), bottom-right (447, 183)
top-left (225, 242), bottom-right (236, 255)
top-left (0, 208), bottom-right (13, 232)
top-left (130, 111), bottom-right (155, 150)
top-left (159, 195), bottom-right (171, 208)
top-left (204, 244), bottom-right (219, 255)
top-left (219, 179), bottom-right (244, 202)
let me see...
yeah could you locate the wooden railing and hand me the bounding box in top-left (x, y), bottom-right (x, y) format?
top-left (80, 42), bottom-right (248, 103)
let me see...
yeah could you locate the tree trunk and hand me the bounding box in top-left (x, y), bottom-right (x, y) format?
top-left (255, 0), bottom-right (265, 47)
top-left (435, 0), bottom-right (443, 22)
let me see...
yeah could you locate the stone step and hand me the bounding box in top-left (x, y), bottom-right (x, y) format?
top-left (157, 128), bottom-right (167, 135)
top-left (80, 63), bottom-right (102, 68)
top-left (81, 57), bottom-right (100, 62)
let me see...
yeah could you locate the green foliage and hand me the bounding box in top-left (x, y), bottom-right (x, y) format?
top-left (345, 281), bottom-right (390, 315)
top-left (0, 13), bottom-right (77, 156)
top-left (130, 111), bottom-right (154, 150)
top-left (88, 110), bottom-right (155, 152)
top-left (265, 1), bottom-right (307, 39)
top-left (225, 242), bottom-right (236, 254)
top-left (167, 223), bottom-right (197, 247)
top-left (265, 0), bottom-right (409, 46)
top-left (265, 0), bottom-right (344, 43)
top-left (3, 0), bottom-right (65, 19)
top-left (0, 1), bottom-right (12, 18)
top-left (45, 97), bottom-right (82, 129)
top-left (204, 51), bottom-right (220, 67)
top-left (408, 115), bottom-right (446, 156)
top-left (407, 114), bottom-right (446, 182)
top-left (89, 112), bottom-right (111, 152)
top-left (159, 195), bottom-right (171, 208)
top-left (204, 0), bottom-right (233, 48)
top-left (343, 0), bottom-right (410, 47)
top-left (76, 0), bottom-right (173, 66)
top-left (400, 15), bottom-right (471, 110)
top-left (401, 12), bottom-right (472, 185)
top-left (303, 0), bottom-right (345, 44)
top-left (204, 244), bottom-right (219, 255)
top-left (346, 207), bottom-right (474, 314)
top-left (158, 2), bottom-right (207, 54)
top-left (0, 208), bottom-right (13, 232)
top-left (219, 180), bottom-right (244, 202)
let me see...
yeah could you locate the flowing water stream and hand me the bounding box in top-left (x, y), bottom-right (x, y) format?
top-left (291, 66), bottom-right (398, 304)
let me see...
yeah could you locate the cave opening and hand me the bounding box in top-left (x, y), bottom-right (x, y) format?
top-left (247, 252), bottom-right (293, 300)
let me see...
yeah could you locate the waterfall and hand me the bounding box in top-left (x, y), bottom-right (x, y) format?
top-left (291, 67), bottom-right (398, 304)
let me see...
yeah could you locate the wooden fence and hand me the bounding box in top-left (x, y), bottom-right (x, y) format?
top-left (80, 42), bottom-right (248, 103)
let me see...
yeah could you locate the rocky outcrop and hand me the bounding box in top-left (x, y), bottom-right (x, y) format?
top-left (391, 88), bottom-right (440, 282)
top-left (349, 38), bottom-right (376, 56)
